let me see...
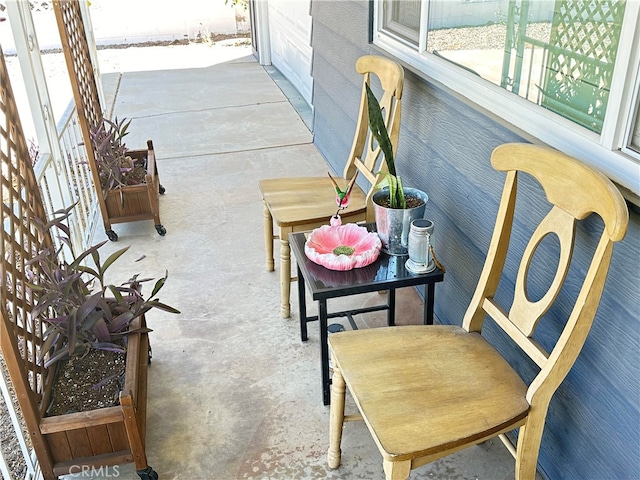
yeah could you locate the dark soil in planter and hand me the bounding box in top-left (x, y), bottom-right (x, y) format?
top-left (375, 192), bottom-right (425, 209)
top-left (47, 349), bottom-right (126, 416)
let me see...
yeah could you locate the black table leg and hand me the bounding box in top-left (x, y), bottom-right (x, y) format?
top-left (298, 265), bottom-right (308, 341)
top-left (424, 283), bottom-right (435, 325)
top-left (387, 288), bottom-right (396, 326)
top-left (320, 299), bottom-right (331, 405)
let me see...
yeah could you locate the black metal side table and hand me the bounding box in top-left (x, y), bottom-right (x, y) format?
top-left (289, 226), bottom-right (445, 405)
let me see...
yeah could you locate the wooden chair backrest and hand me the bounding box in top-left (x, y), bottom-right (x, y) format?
top-left (343, 55), bottom-right (404, 217)
top-left (462, 143), bottom-right (628, 456)
top-left (53, 0), bottom-right (105, 200)
top-left (0, 47), bottom-right (55, 432)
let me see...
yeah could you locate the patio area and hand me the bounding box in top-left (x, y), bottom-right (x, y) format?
top-left (78, 43), bottom-right (522, 479)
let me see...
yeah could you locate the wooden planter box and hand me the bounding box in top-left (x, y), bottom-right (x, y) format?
top-left (52, 0), bottom-right (165, 242)
top-left (36, 315), bottom-right (157, 480)
top-left (101, 141), bottom-right (166, 242)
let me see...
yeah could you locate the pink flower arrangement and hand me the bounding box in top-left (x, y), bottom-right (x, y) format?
top-left (304, 223), bottom-right (382, 271)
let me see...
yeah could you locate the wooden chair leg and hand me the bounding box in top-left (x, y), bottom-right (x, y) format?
top-left (263, 201), bottom-right (274, 272)
top-left (279, 236), bottom-right (291, 318)
top-left (328, 357), bottom-right (346, 469)
top-left (514, 418), bottom-right (544, 480)
top-left (383, 459), bottom-right (411, 480)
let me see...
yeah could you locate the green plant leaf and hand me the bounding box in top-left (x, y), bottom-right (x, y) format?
top-left (144, 300), bottom-right (181, 314)
top-left (150, 272), bottom-right (168, 298)
top-left (68, 309), bottom-right (77, 357)
top-left (25, 282), bottom-right (44, 292)
top-left (396, 176), bottom-right (406, 209)
top-left (82, 309), bottom-right (106, 331)
top-left (53, 221), bottom-right (71, 239)
top-left (365, 83), bottom-right (396, 176)
top-left (91, 249), bottom-right (101, 276)
top-left (122, 326), bottom-right (153, 336)
top-left (76, 264), bottom-right (101, 279)
top-left (109, 311), bottom-right (135, 333)
top-left (375, 172), bottom-right (402, 209)
top-left (119, 118), bottom-right (132, 139)
top-left (100, 300), bottom-right (115, 325)
top-left (44, 347), bottom-right (71, 369)
top-left (92, 342), bottom-right (127, 353)
top-left (106, 285), bottom-right (124, 304)
top-left (43, 314), bottom-right (70, 325)
top-left (41, 204), bottom-right (76, 232)
top-left (124, 275), bottom-right (154, 285)
top-left (69, 240), bottom-right (108, 270)
top-left (37, 327), bottom-right (61, 365)
top-left (365, 83), bottom-right (408, 209)
top-left (31, 291), bottom-right (61, 318)
top-left (101, 246), bottom-right (130, 274)
top-left (91, 317), bottom-right (111, 343)
top-left (388, 174), bottom-right (398, 208)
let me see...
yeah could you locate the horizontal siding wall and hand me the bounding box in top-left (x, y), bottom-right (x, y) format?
top-left (310, 1), bottom-right (640, 479)
top-left (310, 1), bottom-right (371, 178)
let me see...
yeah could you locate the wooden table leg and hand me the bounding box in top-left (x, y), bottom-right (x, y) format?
top-left (320, 299), bottom-right (331, 405)
top-left (387, 288), bottom-right (396, 326)
top-left (424, 283), bottom-right (435, 325)
top-left (298, 265), bottom-right (308, 341)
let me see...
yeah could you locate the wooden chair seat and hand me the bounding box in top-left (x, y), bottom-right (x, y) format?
top-left (329, 325), bottom-right (529, 463)
top-left (259, 176), bottom-right (367, 226)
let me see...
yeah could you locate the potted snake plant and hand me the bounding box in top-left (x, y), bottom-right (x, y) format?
top-left (365, 83), bottom-right (428, 255)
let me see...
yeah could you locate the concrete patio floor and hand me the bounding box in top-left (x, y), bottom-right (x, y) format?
top-left (86, 43), bottom-right (523, 480)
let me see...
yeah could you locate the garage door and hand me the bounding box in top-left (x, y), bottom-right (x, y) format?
top-left (266, 0), bottom-right (313, 107)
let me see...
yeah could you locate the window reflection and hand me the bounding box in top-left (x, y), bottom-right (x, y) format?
top-left (384, 0), bottom-right (626, 134)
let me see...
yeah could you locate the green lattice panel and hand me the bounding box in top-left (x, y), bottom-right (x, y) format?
top-left (1, 47), bottom-right (55, 418)
top-left (54, 0), bottom-right (102, 131)
top-left (541, 0), bottom-right (625, 132)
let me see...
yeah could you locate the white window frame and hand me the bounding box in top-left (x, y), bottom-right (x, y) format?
top-left (382, 1), bottom-right (421, 45)
top-left (373, 0), bottom-right (640, 196)
top-left (621, 36), bottom-right (640, 158)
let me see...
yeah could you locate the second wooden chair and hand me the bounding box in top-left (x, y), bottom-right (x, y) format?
top-left (327, 143), bottom-right (629, 480)
top-left (259, 55), bottom-right (404, 318)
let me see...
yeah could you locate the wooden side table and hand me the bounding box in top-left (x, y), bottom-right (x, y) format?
top-left (289, 226), bottom-right (445, 405)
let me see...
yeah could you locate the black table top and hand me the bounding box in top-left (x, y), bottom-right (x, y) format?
top-left (289, 225), bottom-right (445, 301)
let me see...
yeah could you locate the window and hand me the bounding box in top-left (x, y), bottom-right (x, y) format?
top-left (373, 0), bottom-right (640, 195)
top-left (623, 81), bottom-right (640, 156)
top-left (382, 0), bottom-right (421, 45)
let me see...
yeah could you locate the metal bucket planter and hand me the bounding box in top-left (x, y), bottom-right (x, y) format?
top-left (373, 187), bottom-right (428, 255)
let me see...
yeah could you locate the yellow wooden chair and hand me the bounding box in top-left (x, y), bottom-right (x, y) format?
top-left (259, 55), bottom-right (404, 318)
top-left (327, 143), bottom-right (629, 480)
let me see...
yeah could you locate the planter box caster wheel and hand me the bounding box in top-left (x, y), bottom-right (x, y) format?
top-left (137, 467), bottom-right (159, 480)
top-left (159, 184), bottom-right (166, 195)
top-left (155, 225), bottom-right (166, 236)
top-left (106, 230), bottom-right (118, 241)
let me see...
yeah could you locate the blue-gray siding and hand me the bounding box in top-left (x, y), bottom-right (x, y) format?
top-left (310, 2), bottom-right (640, 479)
